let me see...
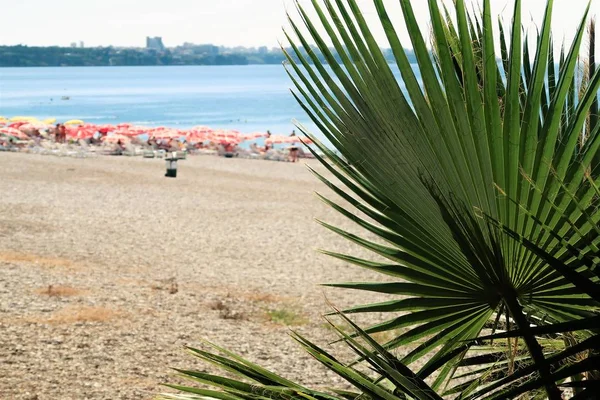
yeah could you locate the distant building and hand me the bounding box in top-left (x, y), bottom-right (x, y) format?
top-left (258, 46), bottom-right (268, 55)
top-left (146, 36), bottom-right (165, 51)
top-left (79, 41), bottom-right (84, 48)
top-left (194, 44), bottom-right (219, 55)
top-left (70, 42), bottom-right (77, 48)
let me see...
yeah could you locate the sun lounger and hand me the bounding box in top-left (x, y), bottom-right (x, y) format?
top-left (77, 140), bottom-right (98, 157)
top-left (264, 149), bottom-right (286, 161)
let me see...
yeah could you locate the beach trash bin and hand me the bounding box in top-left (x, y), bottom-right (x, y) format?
top-left (165, 153), bottom-right (178, 178)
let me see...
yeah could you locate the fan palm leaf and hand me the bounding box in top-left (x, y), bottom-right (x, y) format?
top-left (286, 0), bottom-right (598, 388)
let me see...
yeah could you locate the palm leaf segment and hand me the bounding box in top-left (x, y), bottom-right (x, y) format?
top-left (282, 0), bottom-right (599, 395)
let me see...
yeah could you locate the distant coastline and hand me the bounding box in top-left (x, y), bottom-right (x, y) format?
top-left (0, 45), bottom-right (417, 67)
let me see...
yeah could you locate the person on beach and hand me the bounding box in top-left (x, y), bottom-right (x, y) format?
top-left (250, 143), bottom-right (264, 155)
top-left (59, 124), bottom-right (67, 143)
top-left (147, 136), bottom-right (157, 149)
top-left (288, 130), bottom-right (299, 163)
top-left (224, 142), bottom-right (236, 154)
top-left (54, 123), bottom-right (64, 143)
top-left (168, 138), bottom-right (179, 152)
top-left (31, 129), bottom-right (42, 145)
top-left (116, 139), bottom-right (126, 154)
top-left (265, 130), bottom-right (272, 151)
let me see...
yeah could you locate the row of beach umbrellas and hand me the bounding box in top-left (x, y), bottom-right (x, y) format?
top-left (0, 116), bottom-right (313, 146)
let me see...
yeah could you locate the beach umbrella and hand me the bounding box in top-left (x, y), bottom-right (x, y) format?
top-left (10, 116), bottom-right (38, 122)
top-left (186, 127), bottom-right (214, 142)
top-left (285, 136), bottom-right (313, 145)
top-left (265, 135), bottom-right (313, 145)
top-left (101, 134), bottom-right (130, 143)
top-left (128, 126), bottom-right (151, 135)
top-left (43, 118), bottom-right (57, 124)
top-left (19, 123), bottom-right (52, 133)
top-left (152, 129), bottom-right (184, 139)
top-left (186, 126), bottom-right (215, 140)
top-left (112, 126), bottom-right (147, 137)
top-left (239, 132), bottom-right (268, 142)
top-left (64, 119), bottom-right (84, 125)
top-left (185, 132), bottom-right (205, 142)
top-left (0, 127), bottom-right (29, 140)
top-left (8, 121), bottom-right (29, 129)
top-left (206, 129), bottom-right (240, 145)
top-left (116, 123), bottom-right (132, 130)
top-left (212, 129), bottom-right (240, 139)
top-left (66, 126), bottom-right (94, 139)
top-left (97, 125), bottom-right (114, 134)
top-left (265, 135), bottom-right (288, 145)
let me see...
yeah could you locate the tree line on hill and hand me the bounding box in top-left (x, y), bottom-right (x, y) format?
top-left (0, 45), bottom-right (417, 67)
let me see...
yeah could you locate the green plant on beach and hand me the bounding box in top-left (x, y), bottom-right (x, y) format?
top-left (266, 308), bottom-right (308, 326)
top-left (161, 0), bottom-right (599, 399)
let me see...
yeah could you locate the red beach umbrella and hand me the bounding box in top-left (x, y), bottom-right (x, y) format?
top-left (239, 132), bottom-right (268, 141)
top-left (152, 129), bottom-right (184, 139)
top-left (65, 126), bottom-right (94, 139)
top-left (212, 129), bottom-right (241, 142)
top-left (102, 134), bottom-right (130, 143)
top-left (0, 127), bottom-right (29, 140)
top-left (285, 136), bottom-right (313, 145)
top-left (8, 121), bottom-right (28, 129)
top-left (266, 135), bottom-right (313, 145)
top-left (186, 128), bottom-right (213, 142)
top-left (19, 123), bottom-right (51, 132)
top-left (265, 135), bottom-right (288, 145)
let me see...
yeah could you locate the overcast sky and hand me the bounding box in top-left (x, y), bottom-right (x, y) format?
top-left (1, 0), bottom-right (597, 50)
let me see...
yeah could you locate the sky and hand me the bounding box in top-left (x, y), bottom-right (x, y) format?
top-left (0, 0), bottom-right (597, 50)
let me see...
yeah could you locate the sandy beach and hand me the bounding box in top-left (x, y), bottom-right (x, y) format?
top-left (0, 153), bottom-right (391, 400)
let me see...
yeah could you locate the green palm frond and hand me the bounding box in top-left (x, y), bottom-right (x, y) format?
top-left (286, 0), bottom-right (598, 386)
top-left (164, 0), bottom-right (600, 399)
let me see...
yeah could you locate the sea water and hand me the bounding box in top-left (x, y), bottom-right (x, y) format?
top-left (0, 64), bottom-right (417, 145)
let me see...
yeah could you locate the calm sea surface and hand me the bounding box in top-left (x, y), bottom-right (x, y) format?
top-left (0, 64), bottom-right (416, 144)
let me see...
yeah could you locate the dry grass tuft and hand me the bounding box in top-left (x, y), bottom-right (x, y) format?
top-left (0, 251), bottom-right (76, 269)
top-left (242, 292), bottom-right (285, 304)
top-left (151, 282), bottom-right (178, 294)
top-left (35, 285), bottom-right (84, 297)
top-left (34, 306), bottom-right (122, 325)
top-left (209, 300), bottom-right (247, 320)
